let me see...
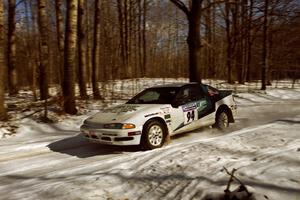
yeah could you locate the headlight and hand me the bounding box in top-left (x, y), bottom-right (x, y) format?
top-left (103, 123), bottom-right (136, 129)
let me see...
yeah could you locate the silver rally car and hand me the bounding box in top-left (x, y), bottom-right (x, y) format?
top-left (80, 83), bottom-right (237, 150)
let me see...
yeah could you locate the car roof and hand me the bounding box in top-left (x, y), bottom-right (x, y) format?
top-left (150, 82), bottom-right (201, 88)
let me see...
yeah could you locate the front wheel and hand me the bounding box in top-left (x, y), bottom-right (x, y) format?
top-left (141, 120), bottom-right (166, 150)
top-left (215, 111), bottom-right (229, 130)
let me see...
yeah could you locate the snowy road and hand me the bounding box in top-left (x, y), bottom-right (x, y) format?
top-left (0, 99), bottom-right (300, 200)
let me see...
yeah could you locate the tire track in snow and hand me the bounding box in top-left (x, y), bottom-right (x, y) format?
top-left (97, 124), bottom-right (278, 199)
top-left (115, 120), bottom-right (300, 200)
top-left (1, 109), bottom-right (300, 199)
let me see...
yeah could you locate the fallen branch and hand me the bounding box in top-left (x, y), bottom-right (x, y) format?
top-left (223, 167), bottom-right (251, 196)
top-left (223, 167), bottom-right (252, 199)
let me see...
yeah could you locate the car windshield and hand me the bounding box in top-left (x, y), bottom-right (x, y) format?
top-left (127, 87), bottom-right (180, 104)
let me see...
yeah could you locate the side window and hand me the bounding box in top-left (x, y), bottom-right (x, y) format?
top-left (189, 85), bottom-right (205, 101)
top-left (175, 88), bottom-right (189, 105)
top-left (175, 85), bottom-right (204, 105)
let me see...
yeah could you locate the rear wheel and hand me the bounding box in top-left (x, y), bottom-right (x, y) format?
top-left (141, 120), bottom-right (166, 150)
top-left (215, 111), bottom-right (229, 130)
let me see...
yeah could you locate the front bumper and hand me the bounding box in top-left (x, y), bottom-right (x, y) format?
top-left (80, 125), bottom-right (142, 146)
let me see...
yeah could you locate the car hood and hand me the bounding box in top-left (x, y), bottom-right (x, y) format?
top-left (84, 104), bottom-right (168, 125)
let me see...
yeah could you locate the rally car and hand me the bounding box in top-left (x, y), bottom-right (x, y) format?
top-left (80, 83), bottom-right (237, 150)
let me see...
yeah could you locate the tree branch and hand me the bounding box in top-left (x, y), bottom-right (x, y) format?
top-left (201, 0), bottom-right (226, 12)
top-left (223, 167), bottom-right (252, 196)
top-left (169, 0), bottom-right (189, 17)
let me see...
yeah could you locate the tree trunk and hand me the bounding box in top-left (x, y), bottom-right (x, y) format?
top-left (261, 0), bottom-right (269, 90)
top-left (7, 0), bottom-right (18, 95)
top-left (0, 0), bottom-right (7, 120)
top-left (204, 0), bottom-right (214, 78)
top-left (232, 0), bottom-right (243, 84)
top-left (78, 0), bottom-right (88, 99)
top-left (37, 0), bottom-right (49, 100)
top-left (187, 15), bottom-right (202, 82)
top-left (63, 0), bottom-right (78, 114)
top-left (85, 0), bottom-right (92, 87)
top-left (225, 0), bottom-right (233, 83)
top-left (124, 0), bottom-right (129, 77)
top-left (211, 0), bottom-right (216, 79)
top-left (246, 0), bottom-right (253, 82)
top-left (138, 0), bottom-right (143, 76)
top-left (117, 0), bottom-right (126, 77)
top-left (92, 0), bottom-right (102, 99)
top-left (55, 0), bottom-right (64, 91)
top-left (170, 0), bottom-right (203, 83)
top-left (30, 0), bottom-right (39, 101)
top-left (142, 0), bottom-right (147, 76)
top-left (24, 0), bottom-right (37, 101)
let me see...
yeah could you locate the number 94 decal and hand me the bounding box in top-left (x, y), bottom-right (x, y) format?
top-left (182, 103), bottom-right (198, 124)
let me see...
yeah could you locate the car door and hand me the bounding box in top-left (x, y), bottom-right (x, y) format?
top-left (170, 84), bottom-right (214, 135)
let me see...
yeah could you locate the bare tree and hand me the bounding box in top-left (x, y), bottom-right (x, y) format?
top-left (0, 0), bottom-right (7, 120)
top-left (203, 0), bottom-right (215, 78)
top-left (138, 0), bottom-right (143, 76)
top-left (78, 0), bottom-right (88, 99)
top-left (63, 0), bottom-right (78, 114)
top-left (117, 0), bottom-right (128, 77)
top-left (142, 0), bottom-right (147, 76)
top-left (261, 0), bottom-right (269, 90)
top-left (7, 0), bottom-right (18, 95)
top-left (37, 0), bottom-right (49, 100)
top-left (55, 0), bottom-right (65, 89)
top-left (24, 0), bottom-right (37, 101)
top-left (170, 0), bottom-right (204, 82)
top-left (224, 0), bottom-right (235, 83)
top-left (0, 0), bottom-right (298, 101)
top-left (245, 0), bottom-right (254, 82)
top-left (91, 0), bottom-right (102, 99)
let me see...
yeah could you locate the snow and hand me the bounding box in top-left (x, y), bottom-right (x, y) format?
top-left (0, 79), bottom-right (300, 200)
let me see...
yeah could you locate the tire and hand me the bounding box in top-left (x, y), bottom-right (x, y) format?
top-left (215, 111), bottom-right (229, 130)
top-left (141, 120), bottom-right (166, 150)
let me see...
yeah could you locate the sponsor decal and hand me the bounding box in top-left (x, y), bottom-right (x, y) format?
top-left (161, 107), bottom-right (170, 114)
top-left (182, 102), bottom-right (198, 124)
top-left (102, 105), bottom-right (139, 113)
top-left (184, 109), bottom-right (198, 124)
top-left (164, 114), bottom-right (171, 119)
top-left (198, 98), bottom-right (215, 119)
top-left (197, 100), bottom-right (208, 111)
top-left (182, 102), bottom-right (197, 112)
top-left (144, 112), bottom-right (160, 117)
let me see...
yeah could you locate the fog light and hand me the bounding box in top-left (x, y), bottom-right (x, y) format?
top-left (128, 131), bottom-right (141, 136)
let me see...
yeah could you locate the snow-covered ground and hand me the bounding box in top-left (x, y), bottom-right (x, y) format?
top-left (0, 79), bottom-right (300, 200)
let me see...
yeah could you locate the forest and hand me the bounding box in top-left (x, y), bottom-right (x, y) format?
top-left (0, 0), bottom-right (299, 119)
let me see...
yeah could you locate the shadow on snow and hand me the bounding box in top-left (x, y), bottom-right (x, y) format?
top-left (47, 134), bottom-right (141, 158)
